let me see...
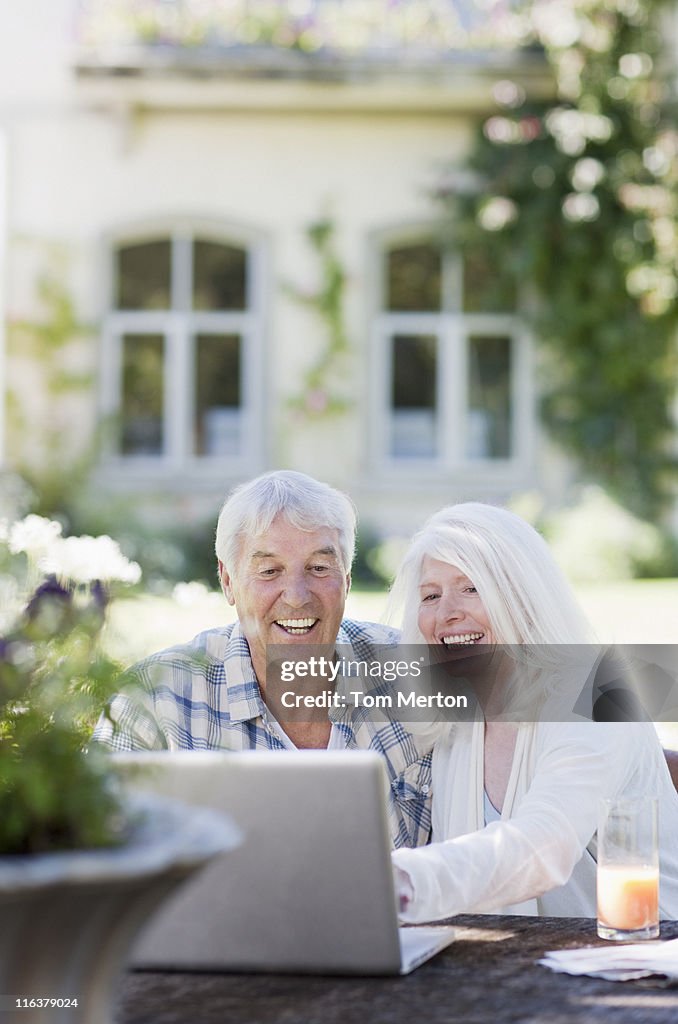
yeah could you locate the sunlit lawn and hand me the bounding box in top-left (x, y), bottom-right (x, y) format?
top-left (108, 579), bottom-right (678, 662)
top-left (106, 579), bottom-right (678, 748)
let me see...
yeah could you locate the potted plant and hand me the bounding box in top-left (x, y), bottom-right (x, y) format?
top-left (0, 515), bottom-right (240, 1024)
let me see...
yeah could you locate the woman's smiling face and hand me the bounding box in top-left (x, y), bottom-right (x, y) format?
top-left (417, 555), bottom-right (494, 649)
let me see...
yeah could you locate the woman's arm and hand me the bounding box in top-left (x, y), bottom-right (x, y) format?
top-left (392, 722), bottom-right (637, 923)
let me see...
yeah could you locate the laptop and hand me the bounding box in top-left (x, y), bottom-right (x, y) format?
top-left (112, 749), bottom-right (456, 975)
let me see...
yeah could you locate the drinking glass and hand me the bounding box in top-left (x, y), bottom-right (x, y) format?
top-left (597, 796), bottom-right (659, 941)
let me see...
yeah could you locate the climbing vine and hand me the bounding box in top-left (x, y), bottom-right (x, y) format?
top-left (446, 0), bottom-right (678, 519)
top-left (7, 265), bottom-right (97, 516)
top-left (286, 218), bottom-right (353, 420)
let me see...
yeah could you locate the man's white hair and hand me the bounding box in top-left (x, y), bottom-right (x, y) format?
top-left (215, 470), bottom-right (357, 576)
top-left (390, 502), bottom-right (593, 646)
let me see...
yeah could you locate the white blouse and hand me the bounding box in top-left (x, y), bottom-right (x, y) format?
top-left (393, 720), bottom-right (678, 922)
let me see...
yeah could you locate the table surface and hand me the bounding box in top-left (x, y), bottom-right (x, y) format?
top-left (115, 916), bottom-right (678, 1024)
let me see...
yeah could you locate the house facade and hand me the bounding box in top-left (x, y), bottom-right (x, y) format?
top-left (0, 0), bottom-right (617, 541)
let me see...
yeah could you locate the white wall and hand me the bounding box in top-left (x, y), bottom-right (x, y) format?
top-left (0, 0), bottom-right (544, 533)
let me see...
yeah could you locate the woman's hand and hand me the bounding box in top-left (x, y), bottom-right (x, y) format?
top-left (392, 861), bottom-right (415, 915)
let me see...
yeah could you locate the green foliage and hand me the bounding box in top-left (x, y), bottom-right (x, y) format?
top-left (7, 267), bottom-right (98, 520)
top-left (447, 0), bottom-right (678, 518)
top-left (511, 485), bottom-right (678, 580)
top-left (351, 526), bottom-right (387, 587)
top-left (0, 521), bottom-right (140, 854)
top-left (113, 517), bottom-right (218, 591)
top-left (544, 486), bottom-right (672, 582)
top-left (0, 590), bottom-right (126, 854)
top-left (60, 496), bottom-right (219, 590)
top-left (351, 529), bottom-right (413, 589)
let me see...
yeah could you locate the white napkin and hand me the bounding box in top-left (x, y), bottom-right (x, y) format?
top-left (538, 937), bottom-right (678, 982)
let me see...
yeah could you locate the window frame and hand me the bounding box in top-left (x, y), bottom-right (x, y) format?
top-left (100, 220), bottom-right (267, 478)
top-left (368, 226), bottom-right (534, 480)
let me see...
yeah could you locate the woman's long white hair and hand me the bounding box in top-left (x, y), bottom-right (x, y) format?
top-left (390, 502), bottom-right (593, 646)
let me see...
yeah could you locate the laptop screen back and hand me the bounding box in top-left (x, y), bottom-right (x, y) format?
top-left (114, 749), bottom-right (403, 974)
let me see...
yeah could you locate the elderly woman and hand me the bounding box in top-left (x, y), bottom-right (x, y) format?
top-left (391, 502), bottom-right (678, 921)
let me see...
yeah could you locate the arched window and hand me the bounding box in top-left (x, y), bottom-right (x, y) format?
top-left (372, 232), bottom-right (531, 471)
top-left (102, 227), bottom-right (264, 471)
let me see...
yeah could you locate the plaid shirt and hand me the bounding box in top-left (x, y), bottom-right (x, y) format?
top-left (93, 619), bottom-right (432, 849)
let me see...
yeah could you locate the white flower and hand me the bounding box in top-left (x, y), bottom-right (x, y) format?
top-left (484, 116), bottom-right (522, 144)
top-left (532, 0), bottom-right (580, 50)
top-left (562, 192), bottom-right (600, 222)
top-left (546, 108), bottom-right (613, 157)
top-left (571, 158), bottom-right (605, 192)
top-left (492, 80), bottom-right (526, 109)
top-left (478, 197), bottom-right (518, 231)
top-left (619, 53), bottom-right (653, 80)
top-left (39, 534), bottom-right (141, 586)
top-left (626, 265), bottom-right (677, 313)
top-left (643, 146), bottom-right (671, 177)
top-left (8, 515), bottom-right (63, 558)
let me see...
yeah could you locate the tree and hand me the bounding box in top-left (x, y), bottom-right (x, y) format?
top-left (447, 0), bottom-right (678, 519)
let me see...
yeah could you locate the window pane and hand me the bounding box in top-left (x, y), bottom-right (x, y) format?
top-left (193, 240), bottom-right (247, 311)
top-left (463, 248), bottom-right (517, 313)
top-left (386, 244), bottom-right (441, 311)
top-left (195, 333), bottom-right (241, 456)
top-left (390, 334), bottom-right (437, 458)
top-left (116, 241), bottom-right (171, 310)
top-left (121, 334), bottom-right (164, 455)
top-left (467, 335), bottom-right (512, 459)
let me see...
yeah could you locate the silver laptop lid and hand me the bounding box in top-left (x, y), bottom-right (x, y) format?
top-left (113, 750), bottom-right (403, 974)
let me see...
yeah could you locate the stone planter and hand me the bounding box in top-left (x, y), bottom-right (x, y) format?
top-left (0, 796), bottom-right (241, 1024)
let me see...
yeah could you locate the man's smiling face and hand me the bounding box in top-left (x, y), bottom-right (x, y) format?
top-left (219, 514), bottom-right (350, 686)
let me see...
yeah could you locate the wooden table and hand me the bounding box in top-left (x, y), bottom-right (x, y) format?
top-left (115, 916), bottom-right (678, 1024)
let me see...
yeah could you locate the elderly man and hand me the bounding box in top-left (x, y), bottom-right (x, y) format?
top-left (93, 470), bottom-right (433, 849)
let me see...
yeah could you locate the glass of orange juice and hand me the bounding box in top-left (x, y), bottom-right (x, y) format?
top-left (597, 797), bottom-right (659, 941)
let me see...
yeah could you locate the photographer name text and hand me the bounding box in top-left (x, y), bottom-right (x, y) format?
top-left (279, 690), bottom-right (467, 709)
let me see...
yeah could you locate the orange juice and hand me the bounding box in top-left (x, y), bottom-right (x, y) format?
top-left (597, 864), bottom-right (659, 931)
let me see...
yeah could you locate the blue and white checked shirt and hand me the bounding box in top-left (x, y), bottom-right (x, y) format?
top-left (93, 619), bottom-right (433, 849)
